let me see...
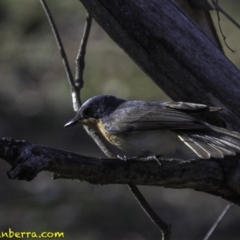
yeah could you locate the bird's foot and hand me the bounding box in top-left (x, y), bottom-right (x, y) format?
top-left (179, 157), bottom-right (200, 164)
top-left (117, 155), bottom-right (131, 171)
top-left (117, 154), bottom-right (149, 161)
top-left (124, 154), bottom-right (163, 166)
top-left (117, 155), bottom-right (128, 162)
top-left (117, 154), bottom-right (190, 166)
top-left (136, 155), bottom-right (192, 166)
top-left (142, 155), bottom-right (162, 166)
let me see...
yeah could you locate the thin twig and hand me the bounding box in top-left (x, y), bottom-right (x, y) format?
top-left (203, 203), bottom-right (234, 240)
top-left (212, 0), bottom-right (240, 30)
top-left (39, 1), bottom-right (171, 239)
top-left (40, 0), bottom-right (76, 89)
top-left (40, 0), bottom-right (81, 111)
top-left (72, 12), bottom-right (92, 110)
top-left (73, 13), bottom-right (117, 159)
top-left (128, 183), bottom-right (171, 240)
top-left (212, 0), bottom-right (236, 53)
top-left (75, 12), bottom-right (92, 90)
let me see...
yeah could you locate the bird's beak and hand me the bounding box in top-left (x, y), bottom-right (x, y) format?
top-left (64, 118), bottom-right (79, 128)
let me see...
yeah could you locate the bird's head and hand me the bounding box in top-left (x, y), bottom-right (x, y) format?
top-left (64, 95), bottom-right (125, 128)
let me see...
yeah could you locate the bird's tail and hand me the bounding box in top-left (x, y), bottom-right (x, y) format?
top-left (178, 125), bottom-right (240, 159)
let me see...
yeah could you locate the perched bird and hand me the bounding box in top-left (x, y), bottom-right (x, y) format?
top-left (65, 95), bottom-right (240, 159)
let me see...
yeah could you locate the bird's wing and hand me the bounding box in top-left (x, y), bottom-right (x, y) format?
top-left (163, 101), bottom-right (222, 113)
top-left (104, 104), bottom-right (208, 133)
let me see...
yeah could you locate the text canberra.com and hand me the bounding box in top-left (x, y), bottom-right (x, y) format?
top-left (0, 228), bottom-right (64, 238)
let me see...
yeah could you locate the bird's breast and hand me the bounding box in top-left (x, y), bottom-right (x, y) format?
top-left (97, 120), bottom-right (183, 156)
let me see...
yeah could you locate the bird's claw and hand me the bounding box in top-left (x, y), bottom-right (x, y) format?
top-left (117, 155), bottom-right (128, 162)
top-left (144, 155), bottom-right (162, 166)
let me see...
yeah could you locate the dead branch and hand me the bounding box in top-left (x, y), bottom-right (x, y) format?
top-left (212, 0), bottom-right (235, 52)
top-left (1, 137), bottom-right (240, 206)
top-left (203, 203), bottom-right (234, 240)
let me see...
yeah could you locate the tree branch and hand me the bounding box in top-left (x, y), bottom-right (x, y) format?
top-left (39, 0), bottom-right (76, 103)
top-left (203, 203), bottom-right (234, 240)
top-left (212, 0), bottom-right (240, 30)
top-left (1, 137), bottom-right (240, 206)
top-left (74, 12), bottom-right (92, 96)
top-left (176, 0), bottom-right (222, 51)
top-left (211, 0), bottom-right (235, 53)
top-left (128, 183), bottom-right (171, 240)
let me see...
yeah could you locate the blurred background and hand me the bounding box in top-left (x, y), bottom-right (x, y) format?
top-left (0, 1), bottom-right (240, 239)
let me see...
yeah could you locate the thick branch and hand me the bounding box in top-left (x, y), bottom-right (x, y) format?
top-left (79, 0), bottom-right (240, 130)
top-left (1, 137), bottom-right (240, 205)
top-left (176, 0), bottom-right (222, 51)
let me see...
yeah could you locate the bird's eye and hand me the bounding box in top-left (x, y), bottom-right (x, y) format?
top-left (82, 108), bottom-right (91, 118)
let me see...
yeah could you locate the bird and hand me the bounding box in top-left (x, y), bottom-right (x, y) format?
top-left (64, 95), bottom-right (240, 159)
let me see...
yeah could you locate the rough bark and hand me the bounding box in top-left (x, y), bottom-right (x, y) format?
top-left (1, 138), bottom-right (240, 205)
top-left (176, 0), bottom-right (222, 50)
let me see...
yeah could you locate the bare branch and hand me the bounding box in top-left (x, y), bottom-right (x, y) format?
top-left (212, 0), bottom-right (236, 53)
top-left (128, 183), bottom-right (171, 240)
top-left (1, 137), bottom-right (240, 206)
top-left (212, 0), bottom-right (240, 30)
top-left (203, 203), bottom-right (234, 240)
top-left (39, 0), bottom-right (76, 91)
top-left (72, 12), bottom-right (92, 110)
top-left (74, 13), bottom-right (92, 99)
top-left (71, 11), bottom-right (118, 159)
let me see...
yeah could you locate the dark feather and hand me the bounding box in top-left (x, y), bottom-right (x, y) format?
top-left (105, 104), bottom-right (207, 133)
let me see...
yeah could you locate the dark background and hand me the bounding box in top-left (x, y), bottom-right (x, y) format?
top-left (0, 1), bottom-right (240, 239)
